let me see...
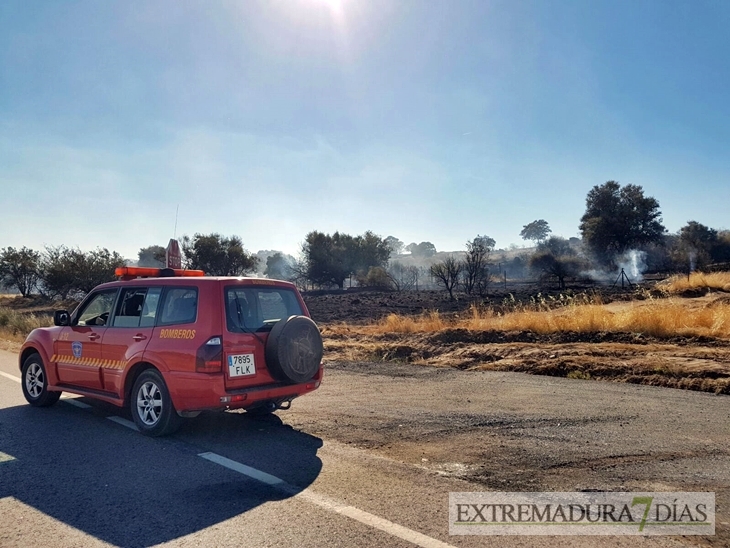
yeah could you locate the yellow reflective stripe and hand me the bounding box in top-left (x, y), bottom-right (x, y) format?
top-left (53, 355), bottom-right (132, 370)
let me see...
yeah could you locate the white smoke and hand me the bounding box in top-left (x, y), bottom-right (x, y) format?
top-left (618, 250), bottom-right (647, 283)
top-left (581, 250), bottom-right (647, 284)
top-left (688, 250), bottom-right (697, 273)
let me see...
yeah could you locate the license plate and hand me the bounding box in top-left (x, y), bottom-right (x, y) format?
top-left (228, 354), bottom-right (256, 377)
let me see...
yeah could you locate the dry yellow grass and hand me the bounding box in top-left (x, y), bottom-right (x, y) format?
top-left (0, 307), bottom-right (52, 341)
top-left (377, 311), bottom-right (447, 333)
top-left (659, 271), bottom-right (730, 294)
top-left (361, 299), bottom-right (730, 340)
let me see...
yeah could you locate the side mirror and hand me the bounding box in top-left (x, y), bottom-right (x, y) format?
top-left (54, 310), bottom-right (70, 327)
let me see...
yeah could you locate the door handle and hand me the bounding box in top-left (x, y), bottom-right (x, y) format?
top-left (133, 334), bottom-right (148, 342)
top-left (88, 333), bottom-right (100, 341)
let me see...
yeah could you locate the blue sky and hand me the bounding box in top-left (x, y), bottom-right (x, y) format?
top-left (2, 0), bottom-right (729, 260)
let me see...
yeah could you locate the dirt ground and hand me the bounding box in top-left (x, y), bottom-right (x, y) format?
top-left (302, 283), bottom-right (648, 324)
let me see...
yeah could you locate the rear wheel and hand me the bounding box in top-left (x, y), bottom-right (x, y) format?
top-left (21, 353), bottom-right (61, 407)
top-left (131, 369), bottom-right (182, 436)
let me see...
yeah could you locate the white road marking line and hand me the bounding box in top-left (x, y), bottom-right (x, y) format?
top-left (198, 452), bottom-right (286, 486)
top-left (199, 451), bottom-right (457, 548)
top-left (61, 397), bottom-right (92, 409)
top-left (106, 416), bottom-right (139, 431)
top-left (295, 490), bottom-right (458, 548)
top-left (0, 372), bottom-right (90, 409)
top-left (0, 371), bottom-right (21, 383)
top-left (0, 451), bottom-right (16, 463)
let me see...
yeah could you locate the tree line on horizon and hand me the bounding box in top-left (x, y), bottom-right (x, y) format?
top-left (2, 181), bottom-right (730, 299)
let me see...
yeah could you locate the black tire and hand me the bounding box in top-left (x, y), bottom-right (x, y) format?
top-left (130, 369), bottom-right (182, 436)
top-left (21, 353), bottom-right (61, 407)
top-left (265, 316), bottom-right (323, 384)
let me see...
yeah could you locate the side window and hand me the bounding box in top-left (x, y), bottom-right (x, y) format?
top-left (159, 288), bottom-right (198, 326)
top-left (76, 290), bottom-right (118, 327)
top-left (140, 288), bottom-right (162, 327)
top-left (112, 287), bottom-right (162, 328)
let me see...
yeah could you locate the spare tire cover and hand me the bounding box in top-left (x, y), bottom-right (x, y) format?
top-left (265, 316), bottom-right (323, 384)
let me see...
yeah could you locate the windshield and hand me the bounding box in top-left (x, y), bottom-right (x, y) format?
top-left (225, 286), bottom-right (303, 333)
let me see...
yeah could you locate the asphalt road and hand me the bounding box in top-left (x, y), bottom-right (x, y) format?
top-left (0, 349), bottom-right (727, 547)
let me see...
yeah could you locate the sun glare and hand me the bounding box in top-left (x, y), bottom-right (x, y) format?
top-left (312, 0), bottom-right (345, 17)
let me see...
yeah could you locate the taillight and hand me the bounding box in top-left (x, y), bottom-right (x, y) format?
top-left (196, 336), bottom-right (222, 373)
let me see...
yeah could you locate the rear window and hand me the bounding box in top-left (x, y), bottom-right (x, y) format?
top-left (225, 286), bottom-right (303, 333)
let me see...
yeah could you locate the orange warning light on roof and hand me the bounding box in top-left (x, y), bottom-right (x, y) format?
top-left (115, 267), bottom-right (206, 280)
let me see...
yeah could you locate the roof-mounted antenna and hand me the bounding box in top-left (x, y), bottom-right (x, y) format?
top-left (166, 205), bottom-right (182, 269)
top-left (173, 204), bottom-right (179, 240)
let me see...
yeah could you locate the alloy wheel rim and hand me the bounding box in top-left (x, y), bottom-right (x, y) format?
top-left (25, 362), bottom-right (44, 398)
top-left (136, 381), bottom-right (163, 426)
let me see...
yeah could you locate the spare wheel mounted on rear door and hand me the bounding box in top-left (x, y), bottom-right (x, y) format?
top-left (265, 315), bottom-right (323, 384)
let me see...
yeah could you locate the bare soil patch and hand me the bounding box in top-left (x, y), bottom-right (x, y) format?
top-left (302, 284), bottom-right (649, 324)
top-left (322, 329), bottom-right (730, 394)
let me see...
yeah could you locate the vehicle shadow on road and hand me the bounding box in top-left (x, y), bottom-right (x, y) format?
top-left (0, 400), bottom-right (323, 547)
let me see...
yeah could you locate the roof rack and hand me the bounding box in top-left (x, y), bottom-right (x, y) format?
top-left (115, 266), bottom-right (206, 281)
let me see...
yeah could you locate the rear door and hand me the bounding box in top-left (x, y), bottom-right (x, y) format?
top-left (145, 286), bottom-right (201, 374)
top-left (101, 286), bottom-right (161, 395)
top-left (55, 289), bottom-right (118, 391)
top-left (223, 284), bottom-right (305, 390)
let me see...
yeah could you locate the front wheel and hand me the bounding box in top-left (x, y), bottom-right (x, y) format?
top-left (22, 353), bottom-right (61, 407)
top-left (131, 369), bottom-right (182, 436)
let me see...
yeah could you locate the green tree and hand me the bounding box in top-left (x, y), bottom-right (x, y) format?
top-left (529, 252), bottom-right (584, 290)
top-left (520, 220), bottom-right (551, 245)
top-left (676, 221), bottom-right (717, 269)
top-left (138, 245), bottom-right (166, 267)
top-left (356, 266), bottom-right (394, 289)
top-left (38, 246), bottom-right (77, 299)
top-left (0, 246), bottom-right (41, 297)
top-left (430, 256), bottom-right (462, 300)
top-left (384, 236), bottom-right (405, 256)
top-left (264, 252), bottom-right (295, 280)
top-left (713, 231), bottom-right (730, 264)
top-left (352, 231), bottom-right (391, 276)
top-left (302, 231), bottom-right (390, 289)
top-left (72, 248), bottom-right (127, 294)
top-left (38, 246), bottom-right (126, 298)
top-left (301, 231), bottom-right (354, 289)
top-left (181, 233), bottom-right (257, 275)
top-left (537, 236), bottom-right (575, 257)
top-left (462, 235), bottom-right (495, 295)
top-left (579, 181), bottom-right (665, 266)
top-left (406, 241), bottom-right (437, 258)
